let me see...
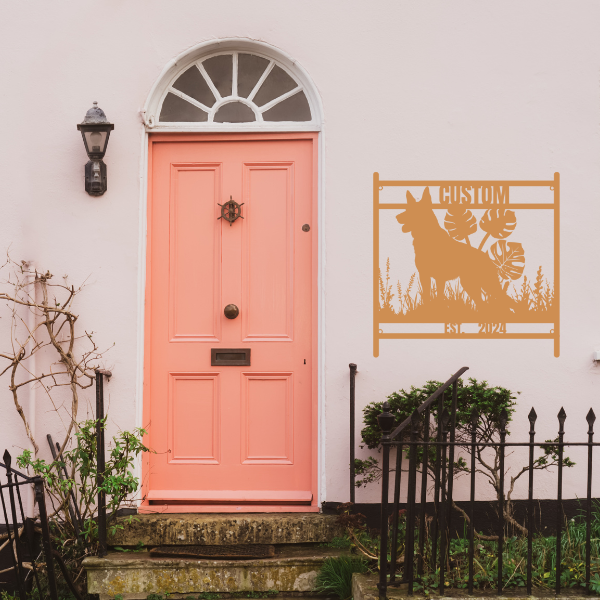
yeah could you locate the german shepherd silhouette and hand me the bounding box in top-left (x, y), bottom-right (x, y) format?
top-left (396, 187), bottom-right (512, 310)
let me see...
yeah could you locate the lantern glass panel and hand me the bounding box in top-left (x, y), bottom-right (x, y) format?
top-left (83, 130), bottom-right (108, 157)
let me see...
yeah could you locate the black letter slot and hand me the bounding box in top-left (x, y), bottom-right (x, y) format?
top-left (211, 348), bottom-right (251, 366)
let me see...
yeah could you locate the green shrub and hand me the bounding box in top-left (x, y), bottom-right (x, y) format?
top-left (321, 535), bottom-right (352, 549)
top-left (355, 377), bottom-right (573, 538)
top-left (316, 555), bottom-right (369, 599)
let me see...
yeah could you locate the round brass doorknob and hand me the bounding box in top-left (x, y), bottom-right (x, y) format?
top-left (224, 304), bottom-right (240, 319)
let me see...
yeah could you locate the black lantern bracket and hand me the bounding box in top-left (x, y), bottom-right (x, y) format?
top-left (218, 196), bottom-right (244, 225)
top-left (77, 102), bottom-right (114, 197)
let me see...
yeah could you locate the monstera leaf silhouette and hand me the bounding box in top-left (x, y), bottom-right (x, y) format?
top-left (478, 209), bottom-right (517, 250)
top-left (444, 206), bottom-right (477, 244)
top-left (488, 240), bottom-right (525, 281)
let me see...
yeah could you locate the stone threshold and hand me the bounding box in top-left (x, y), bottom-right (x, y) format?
top-left (109, 513), bottom-right (342, 547)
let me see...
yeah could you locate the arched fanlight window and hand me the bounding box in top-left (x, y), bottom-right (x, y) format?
top-left (158, 52), bottom-right (312, 124)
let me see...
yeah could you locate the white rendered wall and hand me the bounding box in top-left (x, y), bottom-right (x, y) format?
top-left (0, 1), bottom-right (599, 510)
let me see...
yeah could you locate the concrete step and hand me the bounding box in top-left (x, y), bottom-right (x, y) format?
top-left (84, 547), bottom-right (347, 599)
top-left (352, 573), bottom-right (406, 600)
top-left (108, 513), bottom-right (342, 547)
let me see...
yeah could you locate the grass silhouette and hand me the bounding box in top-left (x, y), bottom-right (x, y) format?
top-left (379, 259), bottom-right (555, 323)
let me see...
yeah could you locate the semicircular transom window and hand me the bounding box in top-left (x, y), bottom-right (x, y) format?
top-left (159, 52), bottom-right (312, 124)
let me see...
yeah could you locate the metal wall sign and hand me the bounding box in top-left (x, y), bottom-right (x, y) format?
top-left (373, 174), bottom-right (560, 357)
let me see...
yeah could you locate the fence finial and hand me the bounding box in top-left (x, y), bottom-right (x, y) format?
top-left (557, 407), bottom-right (567, 432)
top-left (470, 406), bottom-right (478, 426)
top-left (586, 408), bottom-right (595, 430)
top-left (3, 450), bottom-right (11, 470)
top-left (528, 407), bottom-right (537, 424)
top-left (377, 401), bottom-right (395, 434)
top-left (499, 408), bottom-right (508, 431)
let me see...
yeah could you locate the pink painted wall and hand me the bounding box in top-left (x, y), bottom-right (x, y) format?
top-left (0, 1), bottom-right (599, 509)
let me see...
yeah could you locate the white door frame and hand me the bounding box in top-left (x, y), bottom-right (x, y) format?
top-left (135, 38), bottom-right (327, 506)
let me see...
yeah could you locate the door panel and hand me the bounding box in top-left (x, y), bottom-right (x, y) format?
top-left (241, 373), bottom-right (293, 464)
top-left (147, 135), bottom-right (315, 506)
top-left (168, 373), bottom-right (220, 464)
top-left (243, 164), bottom-right (294, 340)
top-left (169, 164), bottom-right (221, 342)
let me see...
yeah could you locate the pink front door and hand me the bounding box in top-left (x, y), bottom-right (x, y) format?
top-left (143, 133), bottom-right (317, 511)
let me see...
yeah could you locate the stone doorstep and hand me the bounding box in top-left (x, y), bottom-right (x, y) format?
top-left (109, 514), bottom-right (343, 547)
top-left (352, 573), bottom-right (594, 600)
top-left (84, 547), bottom-right (347, 600)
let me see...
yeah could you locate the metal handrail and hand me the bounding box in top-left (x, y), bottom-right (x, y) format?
top-left (389, 366), bottom-right (469, 440)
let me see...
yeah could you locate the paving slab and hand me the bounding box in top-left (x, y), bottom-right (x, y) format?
top-left (108, 513), bottom-right (342, 547)
top-left (352, 573), bottom-right (595, 600)
top-left (84, 546), bottom-right (346, 599)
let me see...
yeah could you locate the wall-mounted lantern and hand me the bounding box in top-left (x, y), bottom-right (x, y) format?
top-left (77, 102), bottom-right (114, 196)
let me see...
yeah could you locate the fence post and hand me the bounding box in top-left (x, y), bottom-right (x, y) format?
top-left (586, 408), bottom-right (595, 595)
top-left (555, 407), bottom-right (566, 595)
top-left (527, 408), bottom-right (537, 596)
top-left (431, 392), bottom-right (444, 571)
top-left (468, 408), bottom-right (478, 595)
top-left (405, 410), bottom-right (419, 594)
top-left (349, 363), bottom-right (357, 504)
top-left (96, 369), bottom-right (107, 557)
top-left (498, 408), bottom-right (508, 595)
top-left (444, 382), bottom-right (458, 571)
top-left (377, 401), bottom-right (395, 600)
top-left (35, 477), bottom-right (59, 600)
top-left (417, 406), bottom-right (430, 577)
top-left (439, 408), bottom-right (450, 595)
top-left (389, 441), bottom-right (403, 583)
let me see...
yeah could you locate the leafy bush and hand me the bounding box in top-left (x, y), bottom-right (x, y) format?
top-left (18, 418), bottom-right (149, 543)
top-left (17, 418), bottom-right (151, 597)
top-left (359, 377), bottom-right (515, 452)
top-left (355, 377), bottom-right (573, 537)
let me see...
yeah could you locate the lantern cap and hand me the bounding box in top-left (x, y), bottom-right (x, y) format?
top-left (81, 102), bottom-right (112, 125)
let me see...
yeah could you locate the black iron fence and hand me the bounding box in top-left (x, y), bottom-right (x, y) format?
top-left (0, 369), bottom-right (110, 599)
top-left (352, 366), bottom-right (600, 599)
top-left (0, 451), bottom-right (83, 600)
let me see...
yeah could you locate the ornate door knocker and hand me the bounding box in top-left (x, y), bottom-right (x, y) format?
top-left (218, 196), bottom-right (244, 226)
